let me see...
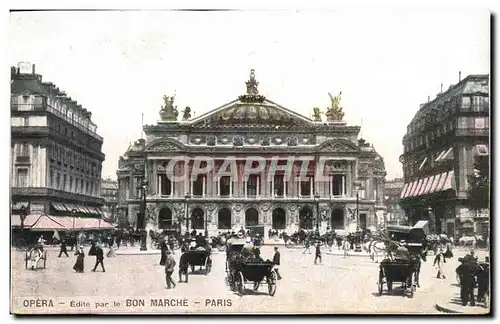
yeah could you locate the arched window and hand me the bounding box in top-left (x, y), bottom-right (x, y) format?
top-left (158, 208), bottom-right (172, 229)
top-left (191, 208), bottom-right (204, 229)
top-left (245, 208), bottom-right (259, 227)
top-left (299, 207), bottom-right (314, 230)
top-left (218, 208), bottom-right (231, 229)
top-left (272, 208), bottom-right (286, 229)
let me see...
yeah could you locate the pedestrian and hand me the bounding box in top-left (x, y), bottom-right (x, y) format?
top-left (433, 248), bottom-right (446, 279)
top-left (342, 238), bottom-right (350, 258)
top-left (165, 250), bottom-right (176, 289)
top-left (314, 242), bottom-right (322, 265)
top-left (456, 258), bottom-right (478, 306)
top-left (273, 247), bottom-right (282, 280)
top-left (92, 243), bottom-right (106, 272)
top-left (302, 238), bottom-right (311, 255)
top-left (73, 246), bottom-right (85, 273)
top-left (159, 239), bottom-right (167, 266)
top-left (178, 251), bottom-right (189, 283)
top-left (58, 239), bottom-right (69, 257)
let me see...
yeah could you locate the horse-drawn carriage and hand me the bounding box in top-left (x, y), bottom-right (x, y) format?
top-left (185, 248), bottom-right (212, 275)
top-left (25, 245), bottom-right (48, 270)
top-left (377, 224), bottom-right (428, 298)
top-left (225, 238), bottom-right (277, 296)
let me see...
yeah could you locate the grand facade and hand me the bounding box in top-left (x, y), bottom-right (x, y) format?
top-left (399, 74), bottom-right (489, 237)
top-left (10, 62), bottom-right (105, 226)
top-left (117, 70), bottom-right (386, 236)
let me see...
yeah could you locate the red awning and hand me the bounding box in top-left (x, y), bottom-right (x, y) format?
top-left (30, 215), bottom-right (69, 232)
top-left (399, 183), bottom-right (409, 199)
top-left (50, 216), bottom-right (114, 230)
top-left (11, 214), bottom-right (42, 227)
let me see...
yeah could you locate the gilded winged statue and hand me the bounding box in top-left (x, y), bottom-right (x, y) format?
top-left (325, 91), bottom-right (344, 121)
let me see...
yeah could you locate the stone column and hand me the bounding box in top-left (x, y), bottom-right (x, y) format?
top-left (202, 176), bottom-right (206, 197)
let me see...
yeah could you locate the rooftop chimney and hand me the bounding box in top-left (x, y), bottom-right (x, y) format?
top-left (32, 64), bottom-right (36, 75)
top-left (440, 83), bottom-right (443, 93)
top-left (459, 71), bottom-right (462, 82)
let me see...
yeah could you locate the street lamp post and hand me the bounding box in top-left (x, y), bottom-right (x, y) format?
top-left (19, 205), bottom-right (28, 231)
top-left (314, 193), bottom-right (320, 232)
top-left (137, 178), bottom-right (148, 251)
top-left (71, 208), bottom-right (77, 241)
top-left (185, 194), bottom-right (191, 233)
top-left (354, 181), bottom-right (364, 252)
top-left (204, 210), bottom-right (209, 238)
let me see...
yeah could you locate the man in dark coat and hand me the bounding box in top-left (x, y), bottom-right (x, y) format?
top-left (159, 239), bottom-right (168, 265)
top-left (273, 247), bottom-right (282, 280)
top-left (58, 240), bottom-right (69, 257)
top-left (456, 258), bottom-right (479, 306)
top-left (314, 242), bottom-right (322, 265)
top-left (92, 244), bottom-right (106, 272)
top-left (178, 251), bottom-right (189, 283)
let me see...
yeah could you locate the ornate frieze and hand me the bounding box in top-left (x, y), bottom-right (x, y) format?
top-left (319, 141), bottom-right (358, 152)
top-left (261, 137), bottom-right (270, 146)
top-left (287, 137), bottom-right (298, 146)
top-left (146, 142), bottom-right (184, 152)
top-left (207, 136), bottom-right (216, 146)
top-left (190, 136), bottom-right (206, 145)
top-left (233, 136), bottom-right (244, 147)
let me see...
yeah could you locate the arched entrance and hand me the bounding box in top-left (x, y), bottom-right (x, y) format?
top-left (218, 208), bottom-right (231, 230)
top-left (245, 208), bottom-right (259, 227)
top-left (272, 208), bottom-right (286, 229)
top-left (299, 207), bottom-right (314, 230)
top-left (331, 209), bottom-right (344, 229)
top-left (158, 207), bottom-right (172, 229)
top-left (191, 207), bottom-right (204, 229)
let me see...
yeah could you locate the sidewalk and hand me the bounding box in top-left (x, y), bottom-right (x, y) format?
top-left (435, 293), bottom-right (490, 314)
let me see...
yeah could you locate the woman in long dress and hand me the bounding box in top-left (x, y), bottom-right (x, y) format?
top-left (73, 246), bottom-right (85, 273)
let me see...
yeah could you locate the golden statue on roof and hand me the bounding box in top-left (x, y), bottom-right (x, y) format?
top-left (325, 91), bottom-right (344, 121)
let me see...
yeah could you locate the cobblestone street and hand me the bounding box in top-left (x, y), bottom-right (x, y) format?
top-left (11, 246), bottom-right (488, 314)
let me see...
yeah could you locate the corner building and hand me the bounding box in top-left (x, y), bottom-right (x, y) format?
top-left (117, 71), bottom-right (386, 236)
top-left (10, 62), bottom-right (105, 226)
top-left (399, 74), bottom-right (489, 237)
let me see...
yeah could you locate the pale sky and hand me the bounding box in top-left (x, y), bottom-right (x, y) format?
top-left (8, 9), bottom-right (490, 181)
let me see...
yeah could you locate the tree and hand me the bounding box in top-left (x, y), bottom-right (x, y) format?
top-left (467, 154), bottom-right (490, 212)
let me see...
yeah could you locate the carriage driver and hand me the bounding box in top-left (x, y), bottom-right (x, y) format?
top-left (394, 240), bottom-right (410, 261)
top-left (241, 237), bottom-right (255, 258)
top-left (37, 235), bottom-right (46, 251)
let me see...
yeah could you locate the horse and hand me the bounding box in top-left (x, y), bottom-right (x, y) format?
top-left (459, 235), bottom-right (477, 247)
top-left (363, 240), bottom-right (387, 263)
top-left (27, 247), bottom-right (44, 270)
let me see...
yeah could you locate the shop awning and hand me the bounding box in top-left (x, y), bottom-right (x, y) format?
top-left (30, 215), bottom-right (69, 232)
top-left (421, 175), bottom-right (435, 195)
top-left (11, 214), bottom-right (42, 227)
top-left (51, 202), bottom-right (68, 212)
top-left (50, 216), bottom-right (114, 230)
top-left (12, 201), bottom-right (29, 210)
top-left (402, 171), bottom-right (456, 198)
top-left (399, 183), bottom-right (408, 198)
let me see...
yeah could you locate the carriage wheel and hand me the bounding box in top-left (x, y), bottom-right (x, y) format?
top-left (267, 271), bottom-right (277, 296)
top-left (236, 272), bottom-right (244, 295)
top-left (377, 271), bottom-right (384, 296)
top-left (285, 241), bottom-right (293, 249)
top-left (204, 256), bottom-right (212, 275)
top-left (253, 282), bottom-right (260, 291)
top-left (217, 245), bottom-right (226, 252)
top-left (25, 250), bottom-right (29, 269)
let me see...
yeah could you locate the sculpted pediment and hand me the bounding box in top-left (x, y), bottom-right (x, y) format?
top-left (318, 140), bottom-right (359, 153)
top-left (145, 138), bottom-right (185, 152)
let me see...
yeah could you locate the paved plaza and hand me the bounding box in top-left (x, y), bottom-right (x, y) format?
top-left (11, 246), bottom-right (489, 314)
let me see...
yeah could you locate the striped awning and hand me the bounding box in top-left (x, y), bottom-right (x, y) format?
top-left (401, 171), bottom-right (456, 199)
top-left (51, 202), bottom-right (68, 212)
top-left (12, 201), bottom-right (29, 210)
